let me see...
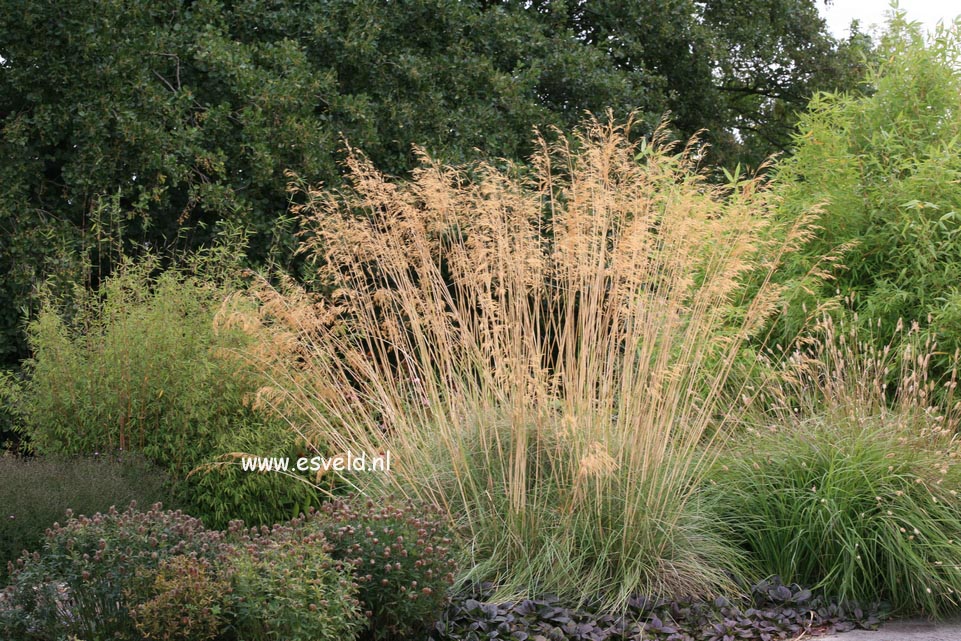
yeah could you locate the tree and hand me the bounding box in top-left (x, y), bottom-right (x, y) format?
top-left (0, 0), bottom-right (342, 361)
top-left (0, 0), bottom-right (866, 364)
top-left (513, 0), bottom-right (875, 167)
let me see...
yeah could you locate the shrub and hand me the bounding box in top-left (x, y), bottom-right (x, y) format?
top-left (226, 519), bottom-right (363, 641)
top-left (226, 117), bottom-right (813, 607)
top-left (183, 422), bottom-right (324, 529)
top-left (0, 369), bottom-right (23, 452)
top-left (772, 12), bottom-right (961, 378)
top-left (0, 503), bottom-right (224, 640)
top-left (0, 504), bottom-right (363, 641)
top-left (708, 318), bottom-right (961, 616)
top-left (128, 555), bottom-right (230, 641)
top-left (13, 252), bottom-right (321, 528)
top-left (0, 453), bottom-right (174, 583)
top-left (306, 497), bottom-right (458, 640)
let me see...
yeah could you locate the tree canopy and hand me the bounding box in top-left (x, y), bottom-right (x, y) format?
top-left (0, 0), bottom-right (869, 363)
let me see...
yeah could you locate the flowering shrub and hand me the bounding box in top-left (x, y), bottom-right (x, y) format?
top-left (225, 519), bottom-right (363, 641)
top-left (306, 497), bottom-right (459, 640)
top-left (128, 555), bottom-right (229, 641)
top-left (0, 502), bottom-right (224, 639)
top-left (0, 453), bottom-right (174, 583)
top-left (0, 503), bottom-right (362, 641)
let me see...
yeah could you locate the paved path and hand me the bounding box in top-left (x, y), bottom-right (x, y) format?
top-left (813, 619), bottom-right (961, 641)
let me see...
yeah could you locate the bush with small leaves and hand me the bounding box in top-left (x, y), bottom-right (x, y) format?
top-left (305, 497), bottom-right (460, 641)
top-left (16, 256), bottom-right (322, 530)
top-left (772, 15), bottom-right (961, 381)
top-left (0, 502), bottom-right (224, 640)
top-left (128, 554), bottom-right (230, 641)
top-left (225, 518), bottom-right (363, 641)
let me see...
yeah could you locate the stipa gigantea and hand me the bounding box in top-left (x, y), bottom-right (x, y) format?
top-left (225, 116), bottom-right (819, 608)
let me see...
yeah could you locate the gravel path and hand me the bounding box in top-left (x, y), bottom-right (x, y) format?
top-left (813, 618), bottom-right (961, 641)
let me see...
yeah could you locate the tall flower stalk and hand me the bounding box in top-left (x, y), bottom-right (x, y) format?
top-left (226, 117), bottom-right (814, 608)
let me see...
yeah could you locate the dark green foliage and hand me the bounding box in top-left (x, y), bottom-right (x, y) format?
top-left (0, 0), bottom-right (335, 362)
top-left (0, 0), bottom-right (633, 363)
top-left (697, 0), bottom-right (876, 167)
top-left (0, 0), bottom-right (869, 364)
top-left (773, 14), bottom-right (961, 373)
top-left (431, 579), bottom-right (884, 641)
top-left (183, 424), bottom-right (324, 530)
top-left (0, 369), bottom-right (24, 452)
top-left (518, 0), bottom-right (876, 168)
top-left (308, 497), bottom-right (460, 641)
top-left (0, 454), bottom-right (174, 583)
top-left (12, 255), bottom-right (321, 528)
top-left (708, 420), bottom-right (961, 617)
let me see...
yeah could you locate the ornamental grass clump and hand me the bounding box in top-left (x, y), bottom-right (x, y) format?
top-left (224, 117), bottom-right (814, 608)
top-left (710, 316), bottom-right (961, 616)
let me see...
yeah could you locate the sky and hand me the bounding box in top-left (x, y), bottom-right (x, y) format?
top-left (821, 1), bottom-right (961, 38)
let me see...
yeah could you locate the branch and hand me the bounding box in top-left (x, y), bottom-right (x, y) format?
top-left (716, 84), bottom-right (788, 100)
top-left (147, 52), bottom-right (182, 92)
